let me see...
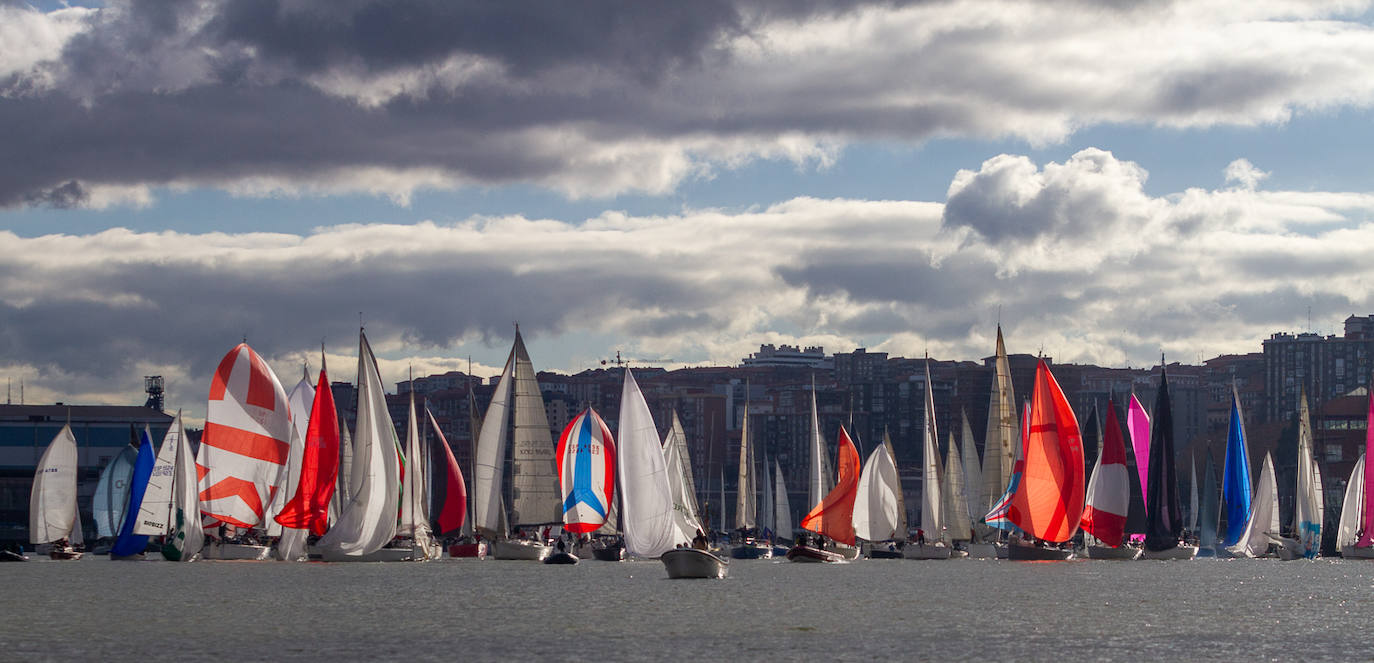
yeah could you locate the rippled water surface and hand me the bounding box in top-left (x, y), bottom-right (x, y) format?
top-left (4, 556), bottom-right (1373, 661)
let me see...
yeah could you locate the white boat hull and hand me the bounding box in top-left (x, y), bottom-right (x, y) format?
top-left (491, 540), bottom-right (552, 561)
top-left (204, 542), bottom-right (271, 561)
top-left (1140, 544), bottom-right (1198, 560)
top-left (661, 548), bottom-right (729, 578)
top-left (902, 543), bottom-right (952, 560)
top-left (1083, 544), bottom-right (1142, 560)
top-left (319, 545), bottom-right (433, 562)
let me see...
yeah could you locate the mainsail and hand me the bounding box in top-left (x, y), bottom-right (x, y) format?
top-left (735, 393), bottom-right (756, 529)
top-left (1229, 452), bottom-right (1279, 557)
top-left (1081, 399), bottom-right (1130, 546)
top-left (473, 354), bottom-right (514, 537)
top-left (921, 360), bottom-right (943, 541)
top-left (29, 424), bottom-right (80, 545)
top-left (1339, 455), bottom-right (1366, 550)
top-left (556, 407), bottom-right (616, 534)
top-left (959, 411), bottom-right (982, 531)
top-left (618, 368), bottom-right (681, 556)
top-left (133, 418), bottom-right (180, 537)
top-left (800, 426), bottom-right (860, 545)
top-left (1144, 367), bottom-right (1183, 552)
top-left (854, 434), bottom-right (904, 542)
top-left (773, 457), bottom-right (793, 540)
top-left (1220, 385), bottom-right (1253, 547)
top-left (509, 331), bottom-right (560, 527)
top-left (198, 343), bottom-right (293, 528)
top-left (942, 432), bottom-right (972, 542)
top-left (164, 413), bottom-right (203, 561)
top-left (1294, 387), bottom-right (1323, 558)
top-left (398, 386), bottom-right (434, 557)
top-left (1007, 360), bottom-right (1084, 543)
top-left (316, 329), bottom-right (400, 557)
top-left (807, 378), bottom-right (834, 510)
top-left (663, 410), bottom-right (704, 541)
top-left (980, 325), bottom-right (1019, 517)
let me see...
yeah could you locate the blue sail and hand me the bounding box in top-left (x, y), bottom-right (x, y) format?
top-left (110, 428), bottom-right (155, 557)
top-left (1220, 392), bottom-right (1252, 547)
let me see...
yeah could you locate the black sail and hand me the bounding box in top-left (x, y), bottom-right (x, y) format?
top-left (1144, 368), bottom-right (1182, 551)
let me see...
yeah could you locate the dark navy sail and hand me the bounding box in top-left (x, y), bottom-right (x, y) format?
top-left (1144, 368), bottom-right (1182, 552)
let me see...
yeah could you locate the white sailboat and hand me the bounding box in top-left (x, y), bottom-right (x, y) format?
top-left (663, 410), bottom-right (704, 543)
top-left (316, 329), bottom-right (403, 561)
top-left (1226, 452), bottom-right (1281, 558)
top-left (773, 457), bottom-right (793, 554)
top-left (269, 373), bottom-right (314, 561)
top-left (1338, 456), bottom-right (1369, 558)
top-left (907, 359), bottom-right (951, 559)
top-left (473, 329), bottom-right (559, 561)
top-left (730, 388), bottom-right (771, 559)
top-left (396, 382), bottom-right (439, 561)
top-left (619, 368), bottom-right (685, 558)
top-left (1282, 387), bottom-right (1323, 560)
top-left (853, 432), bottom-right (906, 558)
top-left (941, 431), bottom-right (973, 549)
top-left (29, 423), bottom-right (83, 560)
top-left (973, 326), bottom-right (1019, 558)
top-left (959, 411), bottom-right (982, 538)
top-left (130, 412), bottom-right (204, 561)
top-left (807, 377), bottom-right (834, 512)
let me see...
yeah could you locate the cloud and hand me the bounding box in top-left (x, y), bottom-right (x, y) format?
top-left (1224, 158), bottom-right (1269, 190)
top-left (3, 1), bottom-right (1374, 206)
top-left (4, 149), bottom-right (1374, 416)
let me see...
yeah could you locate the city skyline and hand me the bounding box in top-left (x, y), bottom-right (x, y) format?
top-left (3, 2), bottom-right (1374, 415)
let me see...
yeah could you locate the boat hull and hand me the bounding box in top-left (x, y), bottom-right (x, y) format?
top-left (729, 543), bottom-right (774, 560)
top-left (48, 547), bottom-right (84, 561)
top-left (491, 540), bottom-right (552, 561)
top-left (1007, 541), bottom-right (1074, 561)
top-left (319, 544), bottom-right (438, 562)
top-left (661, 548), bottom-right (729, 578)
top-left (965, 542), bottom-right (1003, 559)
top-left (868, 547), bottom-right (903, 559)
top-left (544, 551), bottom-right (579, 565)
top-left (785, 545), bottom-right (846, 563)
top-left (204, 542), bottom-right (271, 561)
top-left (1083, 544), bottom-right (1142, 560)
top-left (1140, 544), bottom-right (1198, 560)
top-left (1341, 545), bottom-right (1374, 559)
top-left (902, 543), bottom-right (953, 560)
top-left (448, 541), bottom-right (488, 559)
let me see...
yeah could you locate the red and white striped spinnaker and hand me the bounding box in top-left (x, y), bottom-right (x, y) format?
top-left (197, 343), bottom-right (293, 529)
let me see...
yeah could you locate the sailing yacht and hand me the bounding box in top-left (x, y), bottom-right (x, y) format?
top-left (730, 386), bottom-right (772, 559)
top-left (1276, 387), bottom-right (1323, 560)
top-left (907, 359), bottom-right (954, 559)
top-left (1141, 365), bottom-right (1198, 560)
top-left (131, 412), bottom-right (204, 561)
top-left (1226, 452), bottom-right (1281, 558)
top-left (29, 423), bottom-right (84, 560)
top-left (853, 431), bottom-right (906, 559)
top-left (473, 328), bottom-right (560, 561)
top-left (1216, 384), bottom-right (1253, 557)
top-left (1005, 360), bottom-right (1084, 561)
top-left (1081, 401), bottom-right (1141, 560)
top-left (789, 425), bottom-right (860, 563)
top-left (972, 326), bottom-right (1019, 559)
top-left (1339, 386), bottom-right (1374, 559)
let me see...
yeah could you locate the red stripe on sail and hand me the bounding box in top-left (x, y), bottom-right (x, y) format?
top-left (199, 475), bottom-right (265, 522)
top-left (800, 427), bottom-right (861, 545)
top-left (203, 421), bottom-right (290, 465)
top-left (207, 345), bottom-right (241, 402)
top-left (245, 349), bottom-right (279, 411)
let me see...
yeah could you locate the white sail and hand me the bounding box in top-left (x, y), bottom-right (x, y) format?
top-left (29, 424), bottom-right (79, 544)
top-left (93, 444), bottom-right (136, 539)
top-left (398, 388), bottom-right (434, 557)
top-left (942, 432), bottom-right (972, 541)
top-left (808, 380), bottom-right (834, 511)
top-left (619, 368), bottom-right (682, 557)
top-left (922, 361), bottom-right (943, 539)
top-left (316, 330), bottom-right (400, 557)
top-left (980, 326), bottom-right (1018, 514)
top-left (510, 332), bottom-right (560, 527)
top-left (853, 438), bottom-right (903, 541)
top-left (473, 355), bottom-right (514, 537)
top-left (133, 422), bottom-right (178, 536)
top-left (663, 411), bottom-right (703, 541)
top-left (774, 458), bottom-right (793, 540)
top-left (267, 376), bottom-right (314, 539)
top-left (959, 411), bottom-right (982, 526)
top-left (333, 413), bottom-right (353, 524)
top-left (1230, 452), bottom-right (1280, 557)
top-left (167, 412), bottom-right (203, 561)
top-left (1294, 388), bottom-right (1323, 556)
top-left (1338, 455), bottom-right (1365, 548)
top-left (273, 423), bottom-right (310, 561)
top-left (760, 456), bottom-right (775, 534)
top-left (735, 397), bottom-right (756, 529)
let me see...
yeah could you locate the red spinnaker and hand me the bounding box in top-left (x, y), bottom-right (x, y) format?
top-left (1008, 360), bottom-right (1085, 543)
top-left (800, 427), bottom-right (861, 545)
top-left (276, 364), bottom-right (340, 536)
top-left (429, 408), bottom-right (469, 536)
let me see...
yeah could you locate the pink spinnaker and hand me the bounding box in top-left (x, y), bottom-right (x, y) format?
top-left (1127, 393), bottom-right (1150, 506)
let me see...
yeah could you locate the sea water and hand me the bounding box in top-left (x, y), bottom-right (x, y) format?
top-left (3, 556), bottom-right (1372, 661)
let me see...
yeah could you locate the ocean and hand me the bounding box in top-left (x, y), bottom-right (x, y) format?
top-left (3, 556), bottom-right (1371, 661)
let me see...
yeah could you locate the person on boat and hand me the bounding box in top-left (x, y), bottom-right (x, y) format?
top-left (692, 528), bottom-right (709, 550)
top-left (555, 538), bottom-right (566, 553)
top-left (915, 528), bottom-right (926, 546)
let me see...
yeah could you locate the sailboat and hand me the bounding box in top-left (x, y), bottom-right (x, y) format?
top-left (396, 378), bottom-right (440, 561)
top-left (1141, 364), bottom-right (1198, 560)
top-left (982, 401), bottom-right (1029, 559)
top-left (1005, 360), bottom-right (1084, 561)
top-left (1127, 392), bottom-right (1151, 507)
top-left (1217, 384), bottom-right (1253, 557)
top-left (315, 329), bottom-right (406, 561)
top-left (618, 368), bottom-right (686, 559)
top-left (110, 427), bottom-right (155, 560)
top-left (449, 376), bottom-right (487, 559)
top-left (276, 352), bottom-right (342, 541)
top-left (1226, 452), bottom-right (1281, 558)
top-left (198, 342), bottom-right (293, 561)
top-left (853, 430), bottom-right (906, 559)
top-left (730, 386), bottom-right (771, 559)
top-left (907, 359), bottom-right (952, 559)
top-left (554, 407), bottom-right (616, 564)
top-left (131, 412), bottom-right (204, 561)
top-left (1280, 387), bottom-right (1323, 560)
top-left (1340, 386), bottom-right (1374, 559)
top-left (472, 329), bottom-right (560, 561)
top-left (771, 457), bottom-right (793, 557)
top-left (1082, 399), bottom-right (1140, 559)
top-left (941, 431), bottom-right (973, 554)
top-left (973, 326), bottom-right (1019, 559)
top-left (660, 406), bottom-right (729, 578)
top-left (29, 423), bottom-right (84, 560)
top-left (789, 425), bottom-right (860, 563)
top-left (267, 370), bottom-right (314, 561)
top-left (959, 411), bottom-right (982, 544)
top-left (426, 406), bottom-right (470, 547)
top-left (807, 377), bottom-right (834, 515)
top-left (1197, 453), bottom-right (1220, 557)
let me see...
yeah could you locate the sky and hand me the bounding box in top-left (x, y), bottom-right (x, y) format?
top-left (3, 0), bottom-right (1374, 419)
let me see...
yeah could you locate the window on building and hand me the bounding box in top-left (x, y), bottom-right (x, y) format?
top-left (1326, 444), bottom-right (1343, 462)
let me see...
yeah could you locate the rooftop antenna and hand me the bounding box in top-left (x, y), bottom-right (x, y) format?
top-left (6, 377), bottom-right (9, 405)
top-left (19, 378), bottom-right (23, 405)
top-left (1307, 306), bottom-right (1312, 333)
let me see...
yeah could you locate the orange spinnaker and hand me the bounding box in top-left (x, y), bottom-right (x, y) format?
top-left (1008, 360), bottom-right (1085, 543)
top-left (800, 427), bottom-right (861, 545)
